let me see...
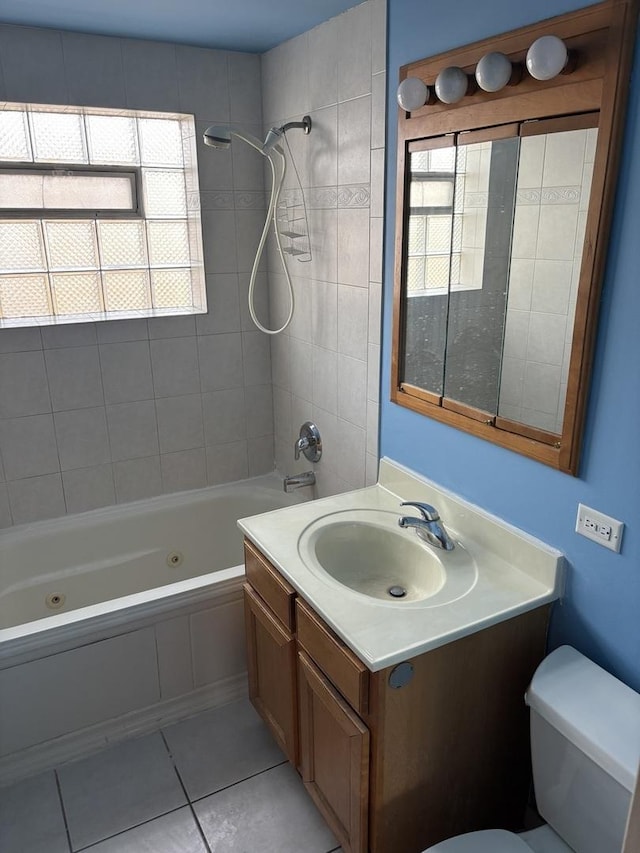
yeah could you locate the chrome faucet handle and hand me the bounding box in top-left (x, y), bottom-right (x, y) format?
top-left (294, 436), bottom-right (310, 460)
top-left (400, 501), bottom-right (440, 522)
top-left (294, 422), bottom-right (322, 463)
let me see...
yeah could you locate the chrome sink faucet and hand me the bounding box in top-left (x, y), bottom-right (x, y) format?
top-left (398, 501), bottom-right (455, 551)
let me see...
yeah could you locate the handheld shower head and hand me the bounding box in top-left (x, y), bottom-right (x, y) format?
top-left (262, 126), bottom-right (284, 152)
top-left (203, 125), bottom-right (271, 156)
top-left (262, 115), bottom-right (312, 153)
top-left (202, 126), bottom-right (231, 149)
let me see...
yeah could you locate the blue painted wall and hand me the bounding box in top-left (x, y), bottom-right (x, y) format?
top-left (382, 0), bottom-right (640, 690)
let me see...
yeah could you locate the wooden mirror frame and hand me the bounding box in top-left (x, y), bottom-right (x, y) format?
top-left (391, 0), bottom-right (638, 474)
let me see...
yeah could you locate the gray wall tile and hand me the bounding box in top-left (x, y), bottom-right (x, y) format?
top-left (0, 25), bottom-right (68, 103)
top-left (122, 39), bottom-right (179, 111)
top-left (156, 394), bottom-right (204, 453)
top-left (0, 415), bottom-right (59, 480)
top-left (196, 275), bottom-right (242, 335)
top-left (245, 385), bottom-right (274, 438)
top-left (176, 45), bottom-right (229, 121)
top-left (307, 18), bottom-right (339, 111)
top-left (62, 464), bottom-right (116, 514)
top-left (0, 484), bottom-right (12, 528)
top-left (106, 400), bottom-right (159, 462)
top-left (338, 96), bottom-right (372, 186)
top-left (62, 32), bottom-right (125, 107)
top-left (229, 53), bottom-right (263, 125)
top-left (0, 327), bottom-right (42, 353)
top-left (203, 388), bottom-right (246, 445)
top-left (198, 333), bottom-right (243, 392)
top-left (150, 337), bottom-right (200, 398)
top-left (160, 448), bottom-right (207, 493)
top-left (45, 346), bottom-right (104, 411)
top-left (206, 440), bottom-right (248, 485)
top-left (114, 456), bottom-right (163, 503)
top-left (8, 474), bottom-right (66, 525)
top-left (242, 331), bottom-right (272, 387)
top-left (100, 341), bottom-right (154, 405)
top-left (338, 3), bottom-right (373, 101)
top-left (41, 324), bottom-right (96, 349)
top-left (54, 407), bottom-right (111, 471)
top-left (0, 351), bottom-right (51, 418)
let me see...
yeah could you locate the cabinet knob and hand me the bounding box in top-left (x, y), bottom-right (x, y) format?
top-left (389, 662), bottom-right (414, 689)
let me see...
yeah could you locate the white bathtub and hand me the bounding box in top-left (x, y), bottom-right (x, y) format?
top-left (0, 473), bottom-right (303, 785)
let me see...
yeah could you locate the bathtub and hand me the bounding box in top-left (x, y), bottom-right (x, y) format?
top-left (0, 473), bottom-right (304, 785)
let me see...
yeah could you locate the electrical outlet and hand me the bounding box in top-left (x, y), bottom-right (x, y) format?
top-left (576, 503), bottom-right (624, 552)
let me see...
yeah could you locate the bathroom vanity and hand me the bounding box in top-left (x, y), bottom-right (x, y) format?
top-left (239, 459), bottom-right (564, 853)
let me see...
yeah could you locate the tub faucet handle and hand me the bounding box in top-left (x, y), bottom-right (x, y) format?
top-left (294, 421), bottom-right (322, 463)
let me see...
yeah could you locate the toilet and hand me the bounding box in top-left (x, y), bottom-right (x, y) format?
top-left (424, 645), bottom-right (640, 853)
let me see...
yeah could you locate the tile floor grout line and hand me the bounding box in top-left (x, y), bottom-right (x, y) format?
top-left (159, 730), bottom-right (214, 853)
top-left (72, 803), bottom-right (188, 852)
top-left (188, 758), bottom-right (290, 806)
top-left (54, 769), bottom-right (74, 853)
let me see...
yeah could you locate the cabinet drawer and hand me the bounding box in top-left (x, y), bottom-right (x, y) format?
top-left (244, 539), bottom-right (296, 630)
top-left (296, 598), bottom-right (369, 715)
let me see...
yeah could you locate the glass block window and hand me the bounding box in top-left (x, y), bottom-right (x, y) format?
top-left (0, 103), bottom-right (205, 327)
top-left (407, 147), bottom-right (459, 295)
top-left (406, 145), bottom-right (472, 296)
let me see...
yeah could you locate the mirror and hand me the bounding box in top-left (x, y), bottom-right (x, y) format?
top-left (403, 120), bottom-right (597, 435)
top-left (392, 0), bottom-right (637, 474)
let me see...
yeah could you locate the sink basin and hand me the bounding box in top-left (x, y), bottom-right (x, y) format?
top-left (298, 509), bottom-right (478, 606)
top-left (313, 520), bottom-right (444, 601)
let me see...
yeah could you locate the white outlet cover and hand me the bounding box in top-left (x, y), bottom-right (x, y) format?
top-left (576, 503), bottom-right (624, 553)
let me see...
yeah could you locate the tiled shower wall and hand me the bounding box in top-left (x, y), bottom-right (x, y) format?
top-left (0, 25), bottom-right (273, 527)
top-left (262, 0), bottom-right (386, 496)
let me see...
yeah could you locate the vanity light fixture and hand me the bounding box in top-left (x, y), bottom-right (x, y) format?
top-left (435, 66), bottom-right (469, 104)
top-left (526, 35), bottom-right (570, 80)
top-left (397, 76), bottom-right (430, 111)
top-left (398, 36), bottom-right (573, 112)
top-left (475, 51), bottom-right (514, 92)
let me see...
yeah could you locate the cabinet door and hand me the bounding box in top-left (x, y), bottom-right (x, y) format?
top-left (243, 583), bottom-right (298, 764)
top-left (298, 650), bottom-right (369, 853)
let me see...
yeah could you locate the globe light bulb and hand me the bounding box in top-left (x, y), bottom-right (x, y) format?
top-left (475, 52), bottom-right (513, 93)
top-left (526, 35), bottom-right (569, 81)
top-left (435, 67), bottom-right (469, 104)
top-left (397, 77), bottom-right (429, 111)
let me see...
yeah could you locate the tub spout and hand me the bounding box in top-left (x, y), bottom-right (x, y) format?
top-left (283, 471), bottom-right (315, 492)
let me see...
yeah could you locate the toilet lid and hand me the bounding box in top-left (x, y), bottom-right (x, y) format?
top-left (423, 829), bottom-right (533, 852)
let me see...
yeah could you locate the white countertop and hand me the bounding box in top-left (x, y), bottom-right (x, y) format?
top-left (238, 458), bottom-right (564, 672)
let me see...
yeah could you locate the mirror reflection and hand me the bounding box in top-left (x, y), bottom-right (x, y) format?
top-left (402, 122), bottom-right (597, 435)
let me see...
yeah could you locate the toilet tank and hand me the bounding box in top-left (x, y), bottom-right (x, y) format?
top-left (525, 646), bottom-right (640, 853)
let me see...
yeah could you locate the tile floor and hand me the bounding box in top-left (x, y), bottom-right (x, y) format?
top-left (0, 698), bottom-right (342, 853)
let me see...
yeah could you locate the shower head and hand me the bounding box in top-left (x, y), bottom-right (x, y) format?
top-left (202, 126), bottom-right (231, 149)
top-left (262, 115), bottom-right (312, 153)
top-left (202, 125), bottom-right (271, 156)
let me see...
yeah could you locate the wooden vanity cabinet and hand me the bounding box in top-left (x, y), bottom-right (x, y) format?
top-left (243, 538), bottom-right (550, 853)
top-left (243, 541), bottom-right (298, 764)
top-left (298, 650), bottom-right (370, 852)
